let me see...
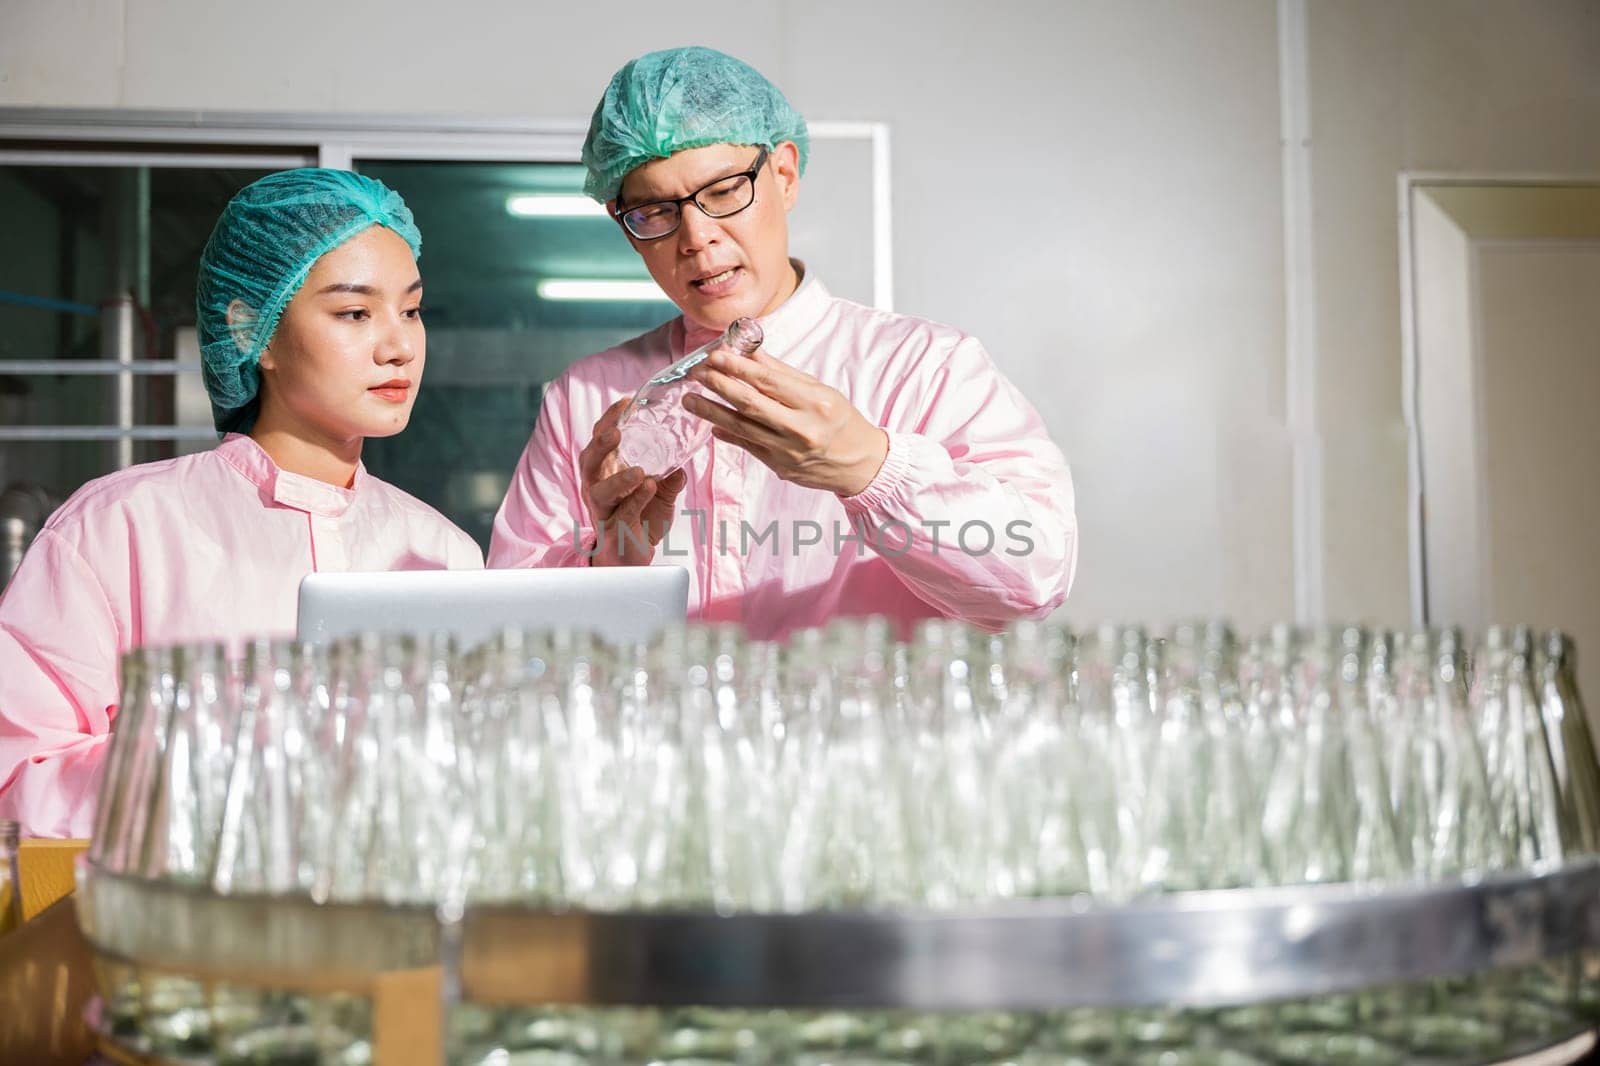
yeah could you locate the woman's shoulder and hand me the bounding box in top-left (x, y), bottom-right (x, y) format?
top-left (358, 475), bottom-right (484, 561)
top-left (359, 473), bottom-right (453, 524)
top-left (41, 450), bottom-right (223, 539)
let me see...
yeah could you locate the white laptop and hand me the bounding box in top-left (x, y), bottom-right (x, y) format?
top-left (295, 567), bottom-right (690, 648)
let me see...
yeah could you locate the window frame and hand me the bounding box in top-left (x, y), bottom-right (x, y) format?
top-left (0, 108), bottom-right (893, 466)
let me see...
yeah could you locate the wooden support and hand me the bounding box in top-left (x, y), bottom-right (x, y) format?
top-left (0, 895), bottom-right (98, 1065)
top-left (16, 838), bottom-right (90, 923)
top-left (372, 965), bottom-right (444, 1066)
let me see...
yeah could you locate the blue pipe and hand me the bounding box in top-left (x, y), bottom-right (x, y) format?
top-left (0, 289), bottom-right (100, 317)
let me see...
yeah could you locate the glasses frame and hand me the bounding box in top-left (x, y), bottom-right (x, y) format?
top-left (612, 146), bottom-right (770, 241)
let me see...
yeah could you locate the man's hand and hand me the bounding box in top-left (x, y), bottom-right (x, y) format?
top-left (579, 398), bottom-right (688, 566)
top-left (684, 348), bottom-right (889, 496)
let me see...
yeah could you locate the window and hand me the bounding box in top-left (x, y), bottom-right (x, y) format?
top-left (0, 111), bottom-right (890, 561)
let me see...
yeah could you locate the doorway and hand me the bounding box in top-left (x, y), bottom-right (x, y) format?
top-left (1402, 176), bottom-right (1600, 714)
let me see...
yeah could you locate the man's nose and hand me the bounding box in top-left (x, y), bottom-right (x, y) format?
top-left (676, 201), bottom-right (720, 253)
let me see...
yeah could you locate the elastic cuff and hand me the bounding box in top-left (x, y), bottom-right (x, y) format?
top-left (839, 429), bottom-right (914, 514)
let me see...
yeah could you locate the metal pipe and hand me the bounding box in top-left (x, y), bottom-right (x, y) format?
top-left (99, 295), bottom-right (137, 468)
top-left (0, 361), bottom-right (201, 376)
top-left (100, 168), bottom-right (150, 471)
top-left (0, 427), bottom-right (218, 442)
top-left (0, 290), bottom-right (99, 316)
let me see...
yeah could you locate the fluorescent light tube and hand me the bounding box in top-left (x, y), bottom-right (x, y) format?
top-left (536, 279), bottom-right (673, 302)
top-left (506, 194), bottom-right (607, 218)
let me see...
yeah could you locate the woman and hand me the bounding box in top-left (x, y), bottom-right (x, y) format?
top-left (0, 168), bottom-right (482, 838)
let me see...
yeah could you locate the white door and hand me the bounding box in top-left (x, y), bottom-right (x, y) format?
top-left (1408, 181), bottom-right (1600, 718)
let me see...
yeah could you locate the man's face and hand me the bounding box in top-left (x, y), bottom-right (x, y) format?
top-left (614, 141), bottom-right (801, 331)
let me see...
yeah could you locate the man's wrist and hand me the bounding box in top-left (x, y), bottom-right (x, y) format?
top-left (837, 425), bottom-right (890, 497)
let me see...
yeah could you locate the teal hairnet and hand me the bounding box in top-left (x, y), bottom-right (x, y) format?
top-left (195, 168), bottom-right (422, 434)
top-left (582, 46), bottom-right (809, 203)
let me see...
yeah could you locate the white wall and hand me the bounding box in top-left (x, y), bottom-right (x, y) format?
top-left (1477, 244), bottom-right (1600, 684)
top-left (2, 0), bottom-right (1598, 632)
top-left (1304, 0), bottom-right (1600, 624)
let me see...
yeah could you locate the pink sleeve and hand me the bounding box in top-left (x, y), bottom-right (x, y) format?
top-left (0, 528), bottom-right (120, 838)
top-left (839, 336), bottom-right (1078, 629)
top-left (447, 529), bottom-right (487, 570)
top-left (487, 378), bottom-right (598, 570)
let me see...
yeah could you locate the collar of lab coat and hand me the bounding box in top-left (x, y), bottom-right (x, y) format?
top-left (216, 433), bottom-right (365, 518)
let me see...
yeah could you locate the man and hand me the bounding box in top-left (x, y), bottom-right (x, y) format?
top-left (490, 46), bottom-right (1077, 639)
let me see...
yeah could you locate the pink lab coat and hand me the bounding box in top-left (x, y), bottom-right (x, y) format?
top-left (0, 433), bottom-right (483, 837)
top-left (490, 270), bottom-right (1078, 640)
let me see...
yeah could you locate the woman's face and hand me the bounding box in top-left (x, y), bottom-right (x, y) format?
top-left (614, 141), bottom-right (801, 331)
top-left (257, 226), bottom-right (425, 445)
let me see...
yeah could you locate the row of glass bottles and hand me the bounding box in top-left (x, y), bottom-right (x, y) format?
top-left (90, 619), bottom-right (1600, 910)
top-left (89, 954), bottom-right (1600, 1066)
top-left (445, 960), bottom-right (1600, 1066)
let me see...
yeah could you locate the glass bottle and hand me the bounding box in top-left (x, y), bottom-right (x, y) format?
top-left (455, 629), bottom-right (525, 902)
top-left (103, 644), bottom-right (177, 878)
top-left (1071, 625), bottom-right (1135, 897)
top-left (1427, 628), bottom-right (1507, 876)
top-left (990, 621), bottom-right (1083, 897)
top-left (899, 619), bottom-right (989, 905)
top-left (212, 638), bottom-right (297, 894)
top-left (89, 648), bottom-right (150, 873)
top-left (1, 819), bottom-right (19, 933)
top-left (1140, 625), bottom-right (1209, 892)
top-left (1473, 626), bottom-right (1573, 868)
top-left (143, 643), bottom-right (236, 883)
top-left (708, 623), bottom-right (781, 910)
top-left (1263, 627), bottom-right (1352, 885)
top-left (138, 643), bottom-right (187, 883)
top-left (540, 630), bottom-right (606, 906)
top-left (616, 317), bottom-right (764, 476)
top-left (631, 626), bottom-right (714, 908)
top-left (1254, 625), bottom-right (1305, 883)
top-left (775, 626), bottom-right (832, 909)
top-left (494, 628), bottom-right (568, 906)
top-left (1199, 622), bottom-right (1265, 888)
top-left (1336, 626), bottom-right (1408, 882)
top-left (1537, 631), bottom-right (1600, 854)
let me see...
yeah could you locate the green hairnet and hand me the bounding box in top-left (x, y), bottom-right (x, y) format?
top-left (195, 168), bottom-right (422, 434)
top-left (582, 46), bottom-right (809, 203)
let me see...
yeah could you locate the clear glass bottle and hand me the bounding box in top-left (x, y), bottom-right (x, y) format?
top-left (1, 819), bottom-right (20, 933)
top-left (1141, 625), bottom-right (1208, 892)
top-left (102, 644), bottom-right (177, 878)
top-left (1427, 627), bottom-right (1507, 876)
top-left (1263, 626), bottom-right (1354, 885)
top-left (1537, 630), bottom-right (1600, 854)
top-left (631, 626), bottom-right (714, 908)
top-left (1071, 625), bottom-right (1136, 897)
top-left (1199, 622), bottom-right (1265, 888)
top-left (1336, 625), bottom-right (1408, 882)
top-left (89, 648), bottom-right (150, 873)
top-left (616, 317), bottom-right (764, 476)
top-left (1473, 626), bottom-right (1573, 868)
top-left (212, 638), bottom-right (298, 894)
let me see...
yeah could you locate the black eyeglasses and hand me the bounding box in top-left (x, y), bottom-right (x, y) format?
top-left (613, 147), bottom-right (769, 240)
